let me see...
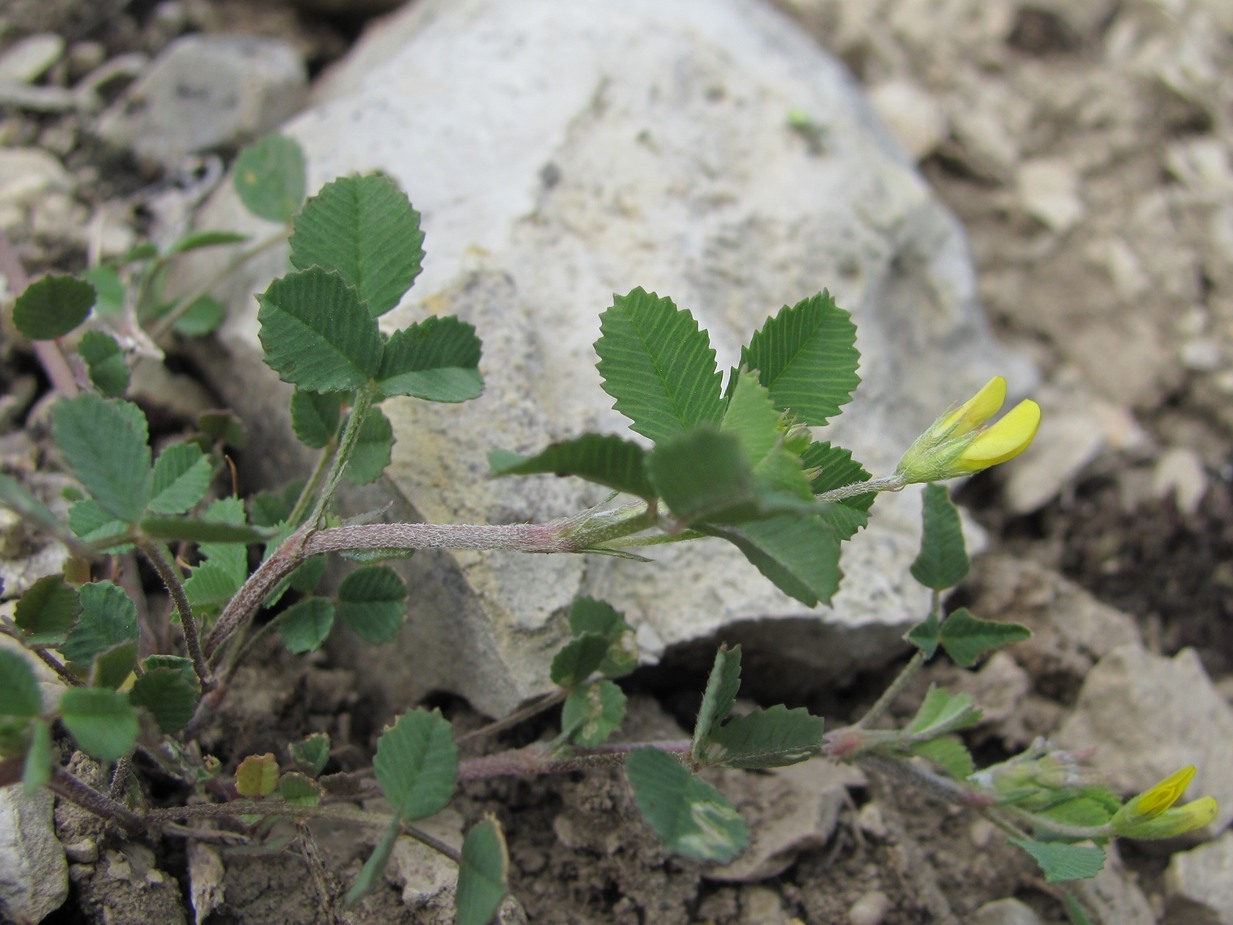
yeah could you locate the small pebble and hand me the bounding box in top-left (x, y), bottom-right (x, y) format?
top-left (972, 897), bottom-right (1043, 925)
top-left (0, 33), bottom-right (66, 84)
top-left (848, 889), bottom-right (891, 925)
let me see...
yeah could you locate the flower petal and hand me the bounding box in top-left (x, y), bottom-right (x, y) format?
top-left (959, 399), bottom-right (1040, 469)
top-left (941, 376), bottom-right (1006, 434)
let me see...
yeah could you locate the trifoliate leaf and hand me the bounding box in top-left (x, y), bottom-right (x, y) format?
top-left (910, 484), bottom-right (969, 591)
top-left (376, 316), bottom-right (483, 402)
top-left (78, 330), bottom-right (129, 397)
top-left (289, 173), bottom-right (424, 317)
top-left (936, 608), bottom-right (1031, 669)
top-left (720, 373), bottom-right (813, 502)
top-left (562, 680), bottom-right (626, 747)
top-left (233, 134), bottom-right (306, 224)
top-left (456, 817), bottom-right (510, 925)
top-left (1010, 838), bottom-right (1105, 883)
top-left (59, 687), bottom-right (138, 761)
top-left (373, 708), bottom-right (458, 821)
top-left (691, 645), bottom-right (742, 762)
top-left (699, 705), bottom-right (824, 769)
top-left (336, 566), bottom-right (405, 644)
top-left (595, 288), bottom-right (724, 445)
top-left (52, 394), bottom-right (152, 523)
top-left (257, 268), bottom-right (382, 393)
top-left (61, 581), bottom-right (138, 669)
top-left (278, 597), bottom-right (335, 654)
top-left (489, 434), bottom-right (654, 500)
top-left (741, 291), bottom-right (859, 426)
top-left (625, 748), bottom-right (748, 863)
top-left (13, 274), bottom-right (95, 340)
top-left (148, 442), bottom-right (212, 514)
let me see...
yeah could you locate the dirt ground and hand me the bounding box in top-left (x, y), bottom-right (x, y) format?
top-left (2, 0), bottom-right (1231, 923)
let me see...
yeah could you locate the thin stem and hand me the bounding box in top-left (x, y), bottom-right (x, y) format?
top-left (139, 541), bottom-right (213, 690)
top-left (855, 649), bottom-right (926, 729)
top-left (457, 738), bottom-right (691, 781)
top-left (49, 765), bottom-right (145, 836)
top-left (309, 387), bottom-right (374, 530)
top-left (287, 440), bottom-right (338, 527)
top-left (31, 646), bottom-right (82, 687)
top-left (815, 474), bottom-right (905, 504)
top-left (454, 690), bottom-right (568, 746)
top-left (109, 753), bottom-right (134, 802)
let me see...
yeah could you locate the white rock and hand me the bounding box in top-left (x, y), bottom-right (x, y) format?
top-left (183, 0), bottom-right (1034, 717)
top-left (1165, 832), bottom-right (1233, 925)
top-left (1016, 158), bottom-right (1084, 233)
top-left (96, 35), bottom-right (306, 168)
top-left (847, 890), bottom-right (891, 925)
top-left (0, 148), bottom-right (71, 208)
top-left (868, 80), bottom-right (947, 161)
top-left (0, 787), bottom-right (68, 925)
top-left (1152, 446), bottom-right (1208, 516)
top-left (0, 33), bottom-right (66, 83)
top-left (1070, 843), bottom-right (1157, 925)
top-left (972, 898), bottom-right (1042, 925)
top-left (1056, 643), bottom-right (1233, 832)
top-left (1003, 402), bottom-right (1106, 514)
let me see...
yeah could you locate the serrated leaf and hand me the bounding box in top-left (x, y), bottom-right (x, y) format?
top-left (148, 443), bottom-right (212, 514)
top-left (568, 597), bottom-right (637, 678)
top-left (342, 406), bottom-right (393, 485)
top-left (90, 641), bottom-right (137, 690)
top-left (59, 687), bottom-right (139, 761)
top-left (68, 498), bottom-right (132, 550)
top-left (489, 434), bottom-right (654, 500)
top-left (905, 685), bottom-right (981, 739)
top-left (801, 441), bottom-right (873, 540)
top-left (700, 705), bottom-right (824, 769)
top-left (233, 134), bottom-right (306, 223)
top-left (691, 645), bottom-right (742, 762)
top-left (257, 268), bottom-right (383, 393)
top-left (1037, 796), bottom-right (1117, 829)
top-left (704, 513), bottom-right (842, 606)
top-left (1010, 838), bottom-right (1105, 883)
top-left (15, 575), bottom-right (80, 646)
top-left (52, 394), bottom-right (152, 522)
top-left (562, 680), bottom-right (626, 747)
top-left (171, 295), bottom-right (225, 337)
top-left (13, 274), bottom-right (95, 339)
top-left (61, 581), bottom-right (138, 668)
top-left (912, 736), bottom-right (975, 779)
top-left (0, 650), bottom-right (42, 717)
top-left (336, 566), bottom-right (405, 644)
top-left (937, 608), bottom-right (1031, 669)
top-left (78, 330), bottom-right (129, 397)
top-left (457, 816), bottom-right (510, 925)
top-left (82, 266), bottom-right (124, 317)
top-left (235, 753), bottom-right (280, 797)
top-left (910, 484), bottom-right (969, 590)
top-left (720, 374), bottom-right (810, 491)
top-left (373, 708), bottom-right (458, 821)
top-left (289, 174), bottom-right (424, 317)
top-left (140, 516), bottom-right (271, 545)
top-left (278, 597), bottom-right (335, 654)
top-left (165, 230), bottom-right (250, 254)
top-left (184, 561), bottom-right (243, 611)
top-left (291, 732), bottom-right (331, 777)
top-left (290, 389), bottom-right (343, 449)
top-left (130, 657), bottom-right (200, 733)
top-left (742, 291), bottom-right (859, 426)
top-left (278, 771), bottom-right (322, 806)
top-left (249, 482), bottom-right (302, 528)
top-left (551, 634), bottom-right (610, 688)
top-left (625, 748), bottom-right (748, 863)
top-left (376, 316), bottom-right (483, 401)
top-left (24, 721), bottom-right (52, 793)
top-left (595, 288), bottom-right (724, 444)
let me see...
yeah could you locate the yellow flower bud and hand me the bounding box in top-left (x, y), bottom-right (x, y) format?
top-left (1111, 766), bottom-right (1219, 838)
top-left (896, 376), bottom-right (1040, 483)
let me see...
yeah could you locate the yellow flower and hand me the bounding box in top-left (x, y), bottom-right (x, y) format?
top-left (896, 376), bottom-right (1040, 483)
top-left (1111, 766), bottom-right (1219, 838)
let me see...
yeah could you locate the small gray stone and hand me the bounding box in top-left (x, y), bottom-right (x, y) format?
top-left (0, 787), bottom-right (68, 925)
top-left (0, 32), bottom-right (65, 83)
top-left (96, 35), bottom-right (306, 168)
top-left (1165, 832), bottom-right (1233, 925)
top-left (1152, 446), bottom-right (1208, 516)
top-left (972, 898), bottom-right (1042, 925)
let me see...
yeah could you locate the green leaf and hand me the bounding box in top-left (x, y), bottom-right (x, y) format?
top-left (1037, 795), bottom-right (1117, 830)
top-left (906, 611), bottom-right (940, 659)
top-left (1010, 839), bottom-right (1106, 883)
top-left (342, 407), bottom-right (393, 486)
top-left (289, 173), bottom-right (424, 317)
top-left (171, 295), bottom-right (225, 337)
top-left (278, 597), bottom-right (335, 654)
top-left (646, 428), bottom-right (774, 527)
top-left (288, 556), bottom-right (327, 594)
top-left (691, 645), bottom-right (742, 763)
top-left (235, 753), bottom-right (280, 797)
top-left (290, 389), bottom-right (343, 449)
top-left (139, 516), bottom-right (271, 545)
top-left (249, 481), bottom-right (303, 528)
top-left (257, 268), bottom-right (383, 393)
top-left (24, 721), bottom-right (52, 793)
top-left (13, 274), bottom-right (95, 339)
top-left (347, 816), bottom-right (401, 905)
top-left (704, 513), bottom-right (842, 606)
top-left (912, 736), bottom-right (975, 779)
top-left (373, 708), bottom-right (458, 821)
top-left (82, 266), bottom-right (124, 316)
top-left (336, 566), bottom-right (406, 644)
top-left (90, 641), bottom-right (137, 689)
top-left (165, 230), bottom-right (250, 254)
top-left (68, 499), bottom-right (132, 550)
top-left (291, 732), bottom-right (331, 777)
top-left (568, 597), bottom-right (637, 678)
top-left (61, 581), bottom-right (138, 669)
top-left (197, 410), bottom-right (247, 449)
top-left (52, 394), bottom-right (152, 522)
top-left (801, 441), bottom-right (873, 540)
top-left (936, 608), bottom-right (1032, 669)
top-left (551, 634), bottom-right (610, 688)
top-left (910, 484), bottom-right (969, 591)
top-left (1064, 891), bottom-right (1096, 925)
top-left (15, 575), bottom-right (81, 646)
top-left (456, 817), bottom-right (510, 925)
top-left (699, 705), bottom-right (824, 769)
top-left (905, 685), bottom-right (981, 739)
top-left (59, 687), bottom-right (139, 761)
top-left (148, 442), bottom-right (212, 514)
top-left (595, 288), bottom-right (724, 444)
top-left (185, 561), bottom-right (244, 611)
top-left (625, 748), bottom-right (748, 863)
top-left (561, 680), bottom-right (626, 747)
top-left (78, 330), bottom-right (129, 397)
top-left (741, 291), bottom-right (859, 426)
top-left (489, 434), bottom-right (654, 500)
top-left (129, 656), bottom-right (200, 733)
top-left (376, 316), bottom-right (483, 402)
top-left (0, 650), bottom-right (42, 717)
top-left (720, 374), bottom-right (814, 503)
top-left (233, 134), bottom-right (307, 223)
top-left (278, 771), bottom-right (322, 806)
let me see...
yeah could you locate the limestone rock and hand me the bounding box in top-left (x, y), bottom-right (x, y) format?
top-left (0, 788), bottom-right (67, 925)
top-left (183, 0), bottom-right (1033, 717)
top-left (1165, 832), bottom-right (1233, 925)
top-left (972, 898), bottom-right (1042, 925)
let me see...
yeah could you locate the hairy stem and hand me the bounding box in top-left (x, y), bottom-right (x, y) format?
top-left (139, 541), bottom-right (213, 690)
top-left (454, 690), bottom-right (569, 746)
top-left (855, 649), bottom-right (926, 729)
top-left (458, 738), bottom-right (692, 781)
top-left (309, 387), bottom-right (374, 530)
top-left (49, 765), bottom-right (145, 836)
top-left (814, 474), bottom-right (905, 504)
